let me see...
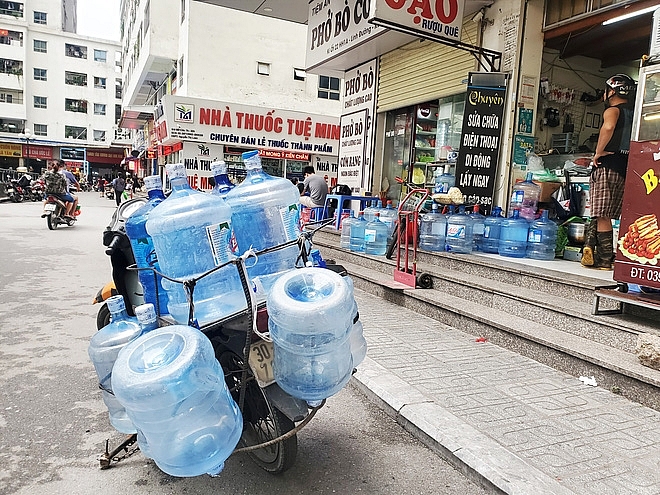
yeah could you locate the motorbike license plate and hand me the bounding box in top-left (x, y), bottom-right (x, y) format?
top-left (44, 203), bottom-right (57, 212)
top-left (248, 340), bottom-right (276, 388)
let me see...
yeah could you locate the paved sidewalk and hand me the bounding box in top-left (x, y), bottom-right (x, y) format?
top-left (351, 289), bottom-right (660, 495)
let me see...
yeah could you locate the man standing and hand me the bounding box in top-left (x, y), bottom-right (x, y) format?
top-left (112, 173), bottom-right (126, 207)
top-left (581, 74), bottom-right (635, 270)
top-left (299, 166), bottom-right (328, 209)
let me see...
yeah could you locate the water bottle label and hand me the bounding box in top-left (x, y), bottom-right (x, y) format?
top-left (364, 229), bottom-right (376, 242)
top-left (446, 224), bottom-right (465, 240)
top-left (206, 221), bottom-right (236, 266)
top-left (431, 223), bottom-right (445, 235)
top-left (280, 204), bottom-right (301, 242)
top-left (512, 190), bottom-right (524, 203)
top-left (167, 163), bottom-right (187, 179)
top-left (528, 229), bottom-right (542, 243)
top-left (484, 225), bottom-right (491, 238)
top-left (130, 237), bottom-right (159, 268)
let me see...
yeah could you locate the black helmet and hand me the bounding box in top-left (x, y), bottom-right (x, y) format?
top-left (605, 74), bottom-right (636, 97)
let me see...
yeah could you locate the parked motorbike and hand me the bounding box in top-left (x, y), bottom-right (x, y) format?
top-left (105, 185), bottom-right (115, 200)
top-left (95, 202), bottom-right (346, 474)
top-left (29, 179), bottom-right (45, 201)
top-left (7, 180), bottom-right (25, 202)
top-left (41, 195), bottom-right (78, 229)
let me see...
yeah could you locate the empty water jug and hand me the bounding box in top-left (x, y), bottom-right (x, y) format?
top-left (379, 200), bottom-right (398, 236)
top-left (446, 205), bottom-right (474, 254)
top-left (364, 212), bottom-right (388, 255)
top-left (146, 163), bottom-right (246, 326)
top-left (363, 200), bottom-right (381, 222)
top-left (349, 212), bottom-right (367, 253)
top-left (339, 211), bottom-right (356, 249)
top-left (481, 207), bottom-right (503, 253)
top-left (434, 164), bottom-right (455, 194)
top-left (88, 295), bottom-right (141, 433)
top-left (125, 175), bottom-right (169, 315)
top-left (471, 205), bottom-right (486, 251)
top-left (526, 210), bottom-right (558, 260)
top-left (267, 268), bottom-right (354, 402)
top-left (419, 203), bottom-right (447, 252)
top-left (112, 325), bottom-right (243, 477)
top-left (225, 151), bottom-right (301, 298)
top-left (499, 209), bottom-right (529, 258)
top-left (508, 172), bottom-right (540, 221)
top-left (210, 160), bottom-right (235, 197)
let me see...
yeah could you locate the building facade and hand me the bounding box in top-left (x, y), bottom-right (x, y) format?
top-left (0, 0), bottom-right (126, 178)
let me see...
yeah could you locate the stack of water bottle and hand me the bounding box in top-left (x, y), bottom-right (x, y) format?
top-left (89, 152), bottom-right (367, 477)
top-left (340, 199), bottom-right (398, 255)
top-left (417, 172), bottom-right (558, 260)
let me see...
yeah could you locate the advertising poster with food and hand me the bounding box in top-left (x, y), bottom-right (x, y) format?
top-left (614, 141), bottom-right (660, 288)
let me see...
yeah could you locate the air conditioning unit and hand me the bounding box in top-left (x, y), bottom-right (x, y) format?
top-left (650, 7), bottom-right (660, 58)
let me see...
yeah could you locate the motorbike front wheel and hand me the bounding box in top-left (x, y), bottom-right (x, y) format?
top-left (218, 351), bottom-right (297, 474)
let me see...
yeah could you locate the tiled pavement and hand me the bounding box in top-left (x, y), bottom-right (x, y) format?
top-left (352, 289), bottom-right (660, 495)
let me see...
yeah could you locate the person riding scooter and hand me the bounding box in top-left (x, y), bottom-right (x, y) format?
top-left (43, 162), bottom-right (75, 218)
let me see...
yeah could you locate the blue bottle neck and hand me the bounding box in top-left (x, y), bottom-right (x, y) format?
top-left (169, 177), bottom-right (192, 192)
top-left (147, 189), bottom-right (165, 200)
top-left (214, 174), bottom-right (233, 188)
top-left (110, 308), bottom-right (129, 320)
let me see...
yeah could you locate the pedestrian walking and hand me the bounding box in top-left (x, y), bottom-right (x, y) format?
top-left (112, 173), bottom-right (126, 207)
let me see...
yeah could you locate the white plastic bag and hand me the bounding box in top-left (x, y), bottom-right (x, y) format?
top-left (526, 153), bottom-right (544, 171)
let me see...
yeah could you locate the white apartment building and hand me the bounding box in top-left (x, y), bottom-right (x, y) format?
top-left (120, 0), bottom-right (342, 186)
top-left (0, 0), bottom-right (127, 177)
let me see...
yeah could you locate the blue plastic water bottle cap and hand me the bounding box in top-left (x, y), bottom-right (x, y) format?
top-left (107, 295), bottom-right (126, 313)
top-left (135, 303), bottom-right (157, 324)
top-left (241, 150), bottom-right (259, 160)
top-left (166, 162), bottom-right (187, 179)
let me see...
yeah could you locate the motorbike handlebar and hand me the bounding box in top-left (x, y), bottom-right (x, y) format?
top-left (105, 235), bottom-right (122, 256)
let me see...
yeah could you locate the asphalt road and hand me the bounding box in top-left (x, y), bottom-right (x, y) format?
top-left (0, 192), bottom-right (488, 495)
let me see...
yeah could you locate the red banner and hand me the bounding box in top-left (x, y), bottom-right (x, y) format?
top-left (87, 149), bottom-right (126, 164)
top-left (24, 145), bottom-right (53, 160)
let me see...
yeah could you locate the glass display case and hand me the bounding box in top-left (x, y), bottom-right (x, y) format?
top-left (633, 64), bottom-right (660, 141)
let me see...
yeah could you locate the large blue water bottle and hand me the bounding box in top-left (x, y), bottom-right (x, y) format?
top-left (364, 200), bottom-right (381, 222)
top-left (379, 200), bottom-right (398, 236)
top-left (434, 165), bottom-right (455, 193)
top-left (145, 163), bottom-right (246, 326)
top-left (88, 295), bottom-right (141, 433)
top-left (210, 160), bottom-right (234, 197)
top-left (225, 151), bottom-right (301, 298)
top-left (267, 268), bottom-right (354, 403)
top-left (125, 175), bottom-right (169, 315)
top-left (419, 203), bottom-right (447, 252)
top-left (471, 205), bottom-right (486, 251)
top-left (446, 205), bottom-right (474, 254)
top-left (499, 209), bottom-right (529, 258)
top-left (349, 212), bottom-right (367, 252)
top-left (112, 325), bottom-right (243, 477)
top-left (481, 207), bottom-right (503, 253)
top-left (364, 212), bottom-right (388, 255)
top-left (508, 172), bottom-right (541, 221)
top-left (526, 209), bottom-right (558, 260)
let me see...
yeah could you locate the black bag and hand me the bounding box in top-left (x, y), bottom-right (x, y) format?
top-left (551, 170), bottom-right (580, 221)
top-left (331, 184), bottom-right (352, 195)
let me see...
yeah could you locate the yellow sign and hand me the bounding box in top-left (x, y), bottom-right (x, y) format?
top-left (0, 143), bottom-right (22, 157)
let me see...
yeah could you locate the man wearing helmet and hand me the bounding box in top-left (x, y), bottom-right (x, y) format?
top-left (581, 73), bottom-right (635, 270)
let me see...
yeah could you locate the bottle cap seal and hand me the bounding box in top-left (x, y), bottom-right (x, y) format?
top-left (211, 160), bottom-right (228, 176)
top-left (166, 162), bottom-right (187, 180)
top-left (143, 175), bottom-right (163, 191)
top-left (135, 303), bottom-right (157, 324)
top-left (106, 295), bottom-right (125, 313)
top-left (241, 150), bottom-right (261, 170)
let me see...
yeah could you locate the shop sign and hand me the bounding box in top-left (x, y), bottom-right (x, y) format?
top-left (368, 0), bottom-right (465, 43)
top-left (181, 142), bottom-right (224, 191)
top-left (614, 140), bottom-right (660, 289)
top-left (147, 149), bottom-right (157, 159)
top-left (24, 145), bottom-right (53, 160)
top-left (454, 77), bottom-right (507, 211)
top-left (342, 59), bottom-right (378, 193)
top-left (159, 95), bottom-right (340, 157)
top-left (337, 108), bottom-right (368, 193)
top-left (307, 0), bottom-right (387, 69)
top-left (61, 148), bottom-right (85, 161)
top-left (157, 141), bottom-right (183, 156)
top-left (513, 134), bottom-right (535, 167)
top-left (87, 149), bottom-right (125, 164)
top-left (260, 150), bottom-right (311, 160)
top-left (314, 156), bottom-right (339, 189)
top-left (0, 143), bottom-right (22, 157)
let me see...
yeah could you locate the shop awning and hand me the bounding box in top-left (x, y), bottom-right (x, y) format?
top-left (119, 106), bottom-right (154, 130)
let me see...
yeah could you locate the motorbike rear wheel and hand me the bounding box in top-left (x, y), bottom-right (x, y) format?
top-left (218, 351), bottom-right (297, 474)
top-left (96, 303), bottom-right (110, 330)
top-left (46, 213), bottom-right (57, 230)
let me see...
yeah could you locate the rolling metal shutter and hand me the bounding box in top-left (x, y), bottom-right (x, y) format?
top-left (377, 21), bottom-right (479, 112)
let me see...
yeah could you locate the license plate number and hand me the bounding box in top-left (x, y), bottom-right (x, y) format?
top-left (44, 203), bottom-right (57, 212)
top-left (248, 340), bottom-right (275, 387)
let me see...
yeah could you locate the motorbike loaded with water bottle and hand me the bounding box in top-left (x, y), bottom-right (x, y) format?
top-left (92, 158), bottom-right (366, 476)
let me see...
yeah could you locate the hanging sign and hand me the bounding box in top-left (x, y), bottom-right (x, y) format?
top-left (454, 75), bottom-right (507, 211)
top-left (368, 0), bottom-right (465, 43)
top-left (337, 109), bottom-right (368, 193)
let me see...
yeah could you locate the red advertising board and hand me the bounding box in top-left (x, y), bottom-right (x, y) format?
top-left (614, 140), bottom-right (660, 288)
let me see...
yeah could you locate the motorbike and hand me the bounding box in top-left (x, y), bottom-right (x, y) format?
top-left (30, 179), bottom-right (45, 201)
top-left (41, 195), bottom-right (79, 229)
top-left (7, 179), bottom-right (25, 202)
top-left (105, 185), bottom-right (115, 200)
top-left (95, 199), bottom-right (348, 474)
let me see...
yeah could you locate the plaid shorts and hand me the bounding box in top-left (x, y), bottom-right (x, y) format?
top-left (589, 166), bottom-right (625, 219)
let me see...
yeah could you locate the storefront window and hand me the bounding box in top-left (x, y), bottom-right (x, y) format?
top-left (262, 157), bottom-right (282, 177)
top-left (437, 94), bottom-right (465, 152)
top-left (382, 107), bottom-right (413, 202)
